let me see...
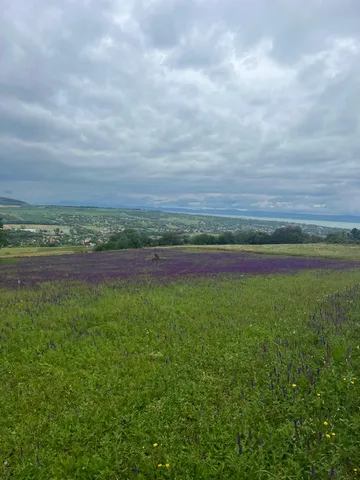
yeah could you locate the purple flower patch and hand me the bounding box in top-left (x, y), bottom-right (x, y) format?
top-left (0, 248), bottom-right (357, 288)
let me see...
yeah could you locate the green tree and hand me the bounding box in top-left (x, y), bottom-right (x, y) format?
top-left (158, 232), bottom-right (183, 246)
top-left (308, 234), bottom-right (323, 243)
top-left (217, 231), bottom-right (235, 245)
top-left (112, 229), bottom-right (142, 249)
top-left (193, 233), bottom-right (216, 245)
top-left (0, 217), bottom-right (7, 247)
top-left (270, 226), bottom-right (305, 244)
top-left (350, 228), bottom-right (360, 243)
top-left (325, 231), bottom-right (349, 244)
top-left (95, 228), bottom-right (152, 251)
top-left (233, 231), bottom-right (252, 244)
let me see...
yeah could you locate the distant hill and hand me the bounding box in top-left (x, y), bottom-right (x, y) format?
top-left (0, 197), bottom-right (29, 206)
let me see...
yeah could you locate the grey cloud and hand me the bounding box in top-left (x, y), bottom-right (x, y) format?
top-left (1, 0), bottom-right (360, 214)
top-left (137, 0), bottom-right (201, 49)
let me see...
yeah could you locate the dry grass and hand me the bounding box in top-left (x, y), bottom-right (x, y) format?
top-left (0, 246), bottom-right (86, 258)
top-left (4, 224), bottom-right (69, 230)
top-left (183, 243), bottom-right (360, 260)
top-left (2, 243), bottom-right (360, 261)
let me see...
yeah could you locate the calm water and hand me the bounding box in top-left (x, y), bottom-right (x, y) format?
top-left (227, 215), bottom-right (360, 230)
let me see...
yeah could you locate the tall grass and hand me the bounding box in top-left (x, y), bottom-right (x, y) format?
top-left (1, 270), bottom-right (360, 478)
top-left (185, 243), bottom-right (360, 260)
top-left (0, 245), bottom-right (86, 258)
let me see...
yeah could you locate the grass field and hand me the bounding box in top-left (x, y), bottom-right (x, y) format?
top-left (0, 245), bottom-right (86, 258)
top-left (1, 249), bottom-right (360, 478)
top-left (2, 243), bottom-right (360, 261)
top-left (185, 243), bottom-right (360, 260)
top-left (4, 224), bottom-right (69, 230)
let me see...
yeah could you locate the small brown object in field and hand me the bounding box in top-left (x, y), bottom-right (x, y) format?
top-left (152, 253), bottom-right (160, 261)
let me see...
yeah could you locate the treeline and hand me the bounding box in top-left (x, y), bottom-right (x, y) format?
top-left (0, 217), bottom-right (7, 247)
top-left (3, 229), bottom-right (43, 247)
top-left (194, 227), bottom-right (360, 245)
top-left (325, 228), bottom-right (360, 244)
top-left (94, 226), bottom-right (331, 251)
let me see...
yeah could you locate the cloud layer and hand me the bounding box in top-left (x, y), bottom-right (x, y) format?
top-left (1, 0), bottom-right (360, 213)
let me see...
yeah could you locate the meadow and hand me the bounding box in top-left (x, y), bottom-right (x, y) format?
top-left (0, 245), bottom-right (86, 259)
top-left (185, 243), bottom-right (360, 261)
top-left (2, 243), bottom-right (360, 261)
top-left (1, 248), bottom-right (360, 479)
top-left (4, 225), bottom-right (69, 230)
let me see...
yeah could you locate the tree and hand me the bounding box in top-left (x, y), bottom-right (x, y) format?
top-left (158, 232), bottom-right (183, 246)
top-left (233, 231), bottom-right (252, 244)
top-left (0, 217), bottom-right (7, 248)
top-left (217, 231), bottom-right (235, 245)
top-left (350, 228), bottom-right (360, 243)
top-left (270, 226), bottom-right (305, 244)
top-left (325, 231), bottom-right (348, 244)
top-left (193, 233), bottom-right (216, 245)
top-left (112, 229), bottom-right (142, 249)
top-left (94, 228), bottom-right (152, 251)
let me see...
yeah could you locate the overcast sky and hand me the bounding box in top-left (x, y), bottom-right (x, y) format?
top-left (1, 0), bottom-right (360, 214)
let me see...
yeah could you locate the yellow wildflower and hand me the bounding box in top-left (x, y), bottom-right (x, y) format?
top-left (325, 434), bottom-right (331, 439)
top-left (165, 463), bottom-right (170, 468)
top-left (292, 383), bottom-right (297, 388)
top-left (316, 393), bottom-right (321, 397)
top-left (158, 464), bottom-right (162, 468)
top-left (351, 381), bottom-right (355, 385)
top-left (343, 377), bottom-right (347, 381)
top-left (354, 468), bottom-right (358, 472)
top-left (323, 421), bottom-right (328, 426)
top-left (331, 432), bottom-right (336, 436)
top-left (153, 443), bottom-right (158, 447)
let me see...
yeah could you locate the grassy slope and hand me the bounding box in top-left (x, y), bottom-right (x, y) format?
top-left (184, 243), bottom-right (360, 260)
top-left (3, 243), bottom-right (360, 261)
top-left (0, 246), bottom-right (86, 258)
top-left (1, 270), bottom-right (360, 479)
top-left (4, 224), bottom-right (69, 230)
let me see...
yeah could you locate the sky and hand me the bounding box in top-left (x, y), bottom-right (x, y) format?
top-left (1, 0), bottom-right (360, 214)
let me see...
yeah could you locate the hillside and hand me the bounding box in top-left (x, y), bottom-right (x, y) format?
top-left (0, 204), bottom-right (339, 238)
top-left (0, 197), bottom-right (28, 206)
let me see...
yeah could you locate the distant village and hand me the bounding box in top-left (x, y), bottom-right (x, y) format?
top-left (1, 204), bottom-right (348, 249)
top-left (3, 225), bottom-right (108, 248)
top-left (3, 221), bottom-right (341, 249)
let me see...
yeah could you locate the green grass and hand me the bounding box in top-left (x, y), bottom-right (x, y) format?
top-left (3, 243), bottom-right (360, 261)
top-left (1, 269), bottom-right (360, 479)
top-left (0, 245), bottom-right (86, 258)
top-left (0, 257), bottom-right (20, 265)
top-left (4, 224), bottom-right (69, 230)
top-left (184, 243), bottom-right (360, 260)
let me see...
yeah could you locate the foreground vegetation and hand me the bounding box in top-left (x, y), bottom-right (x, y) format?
top-left (1, 268), bottom-right (360, 479)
